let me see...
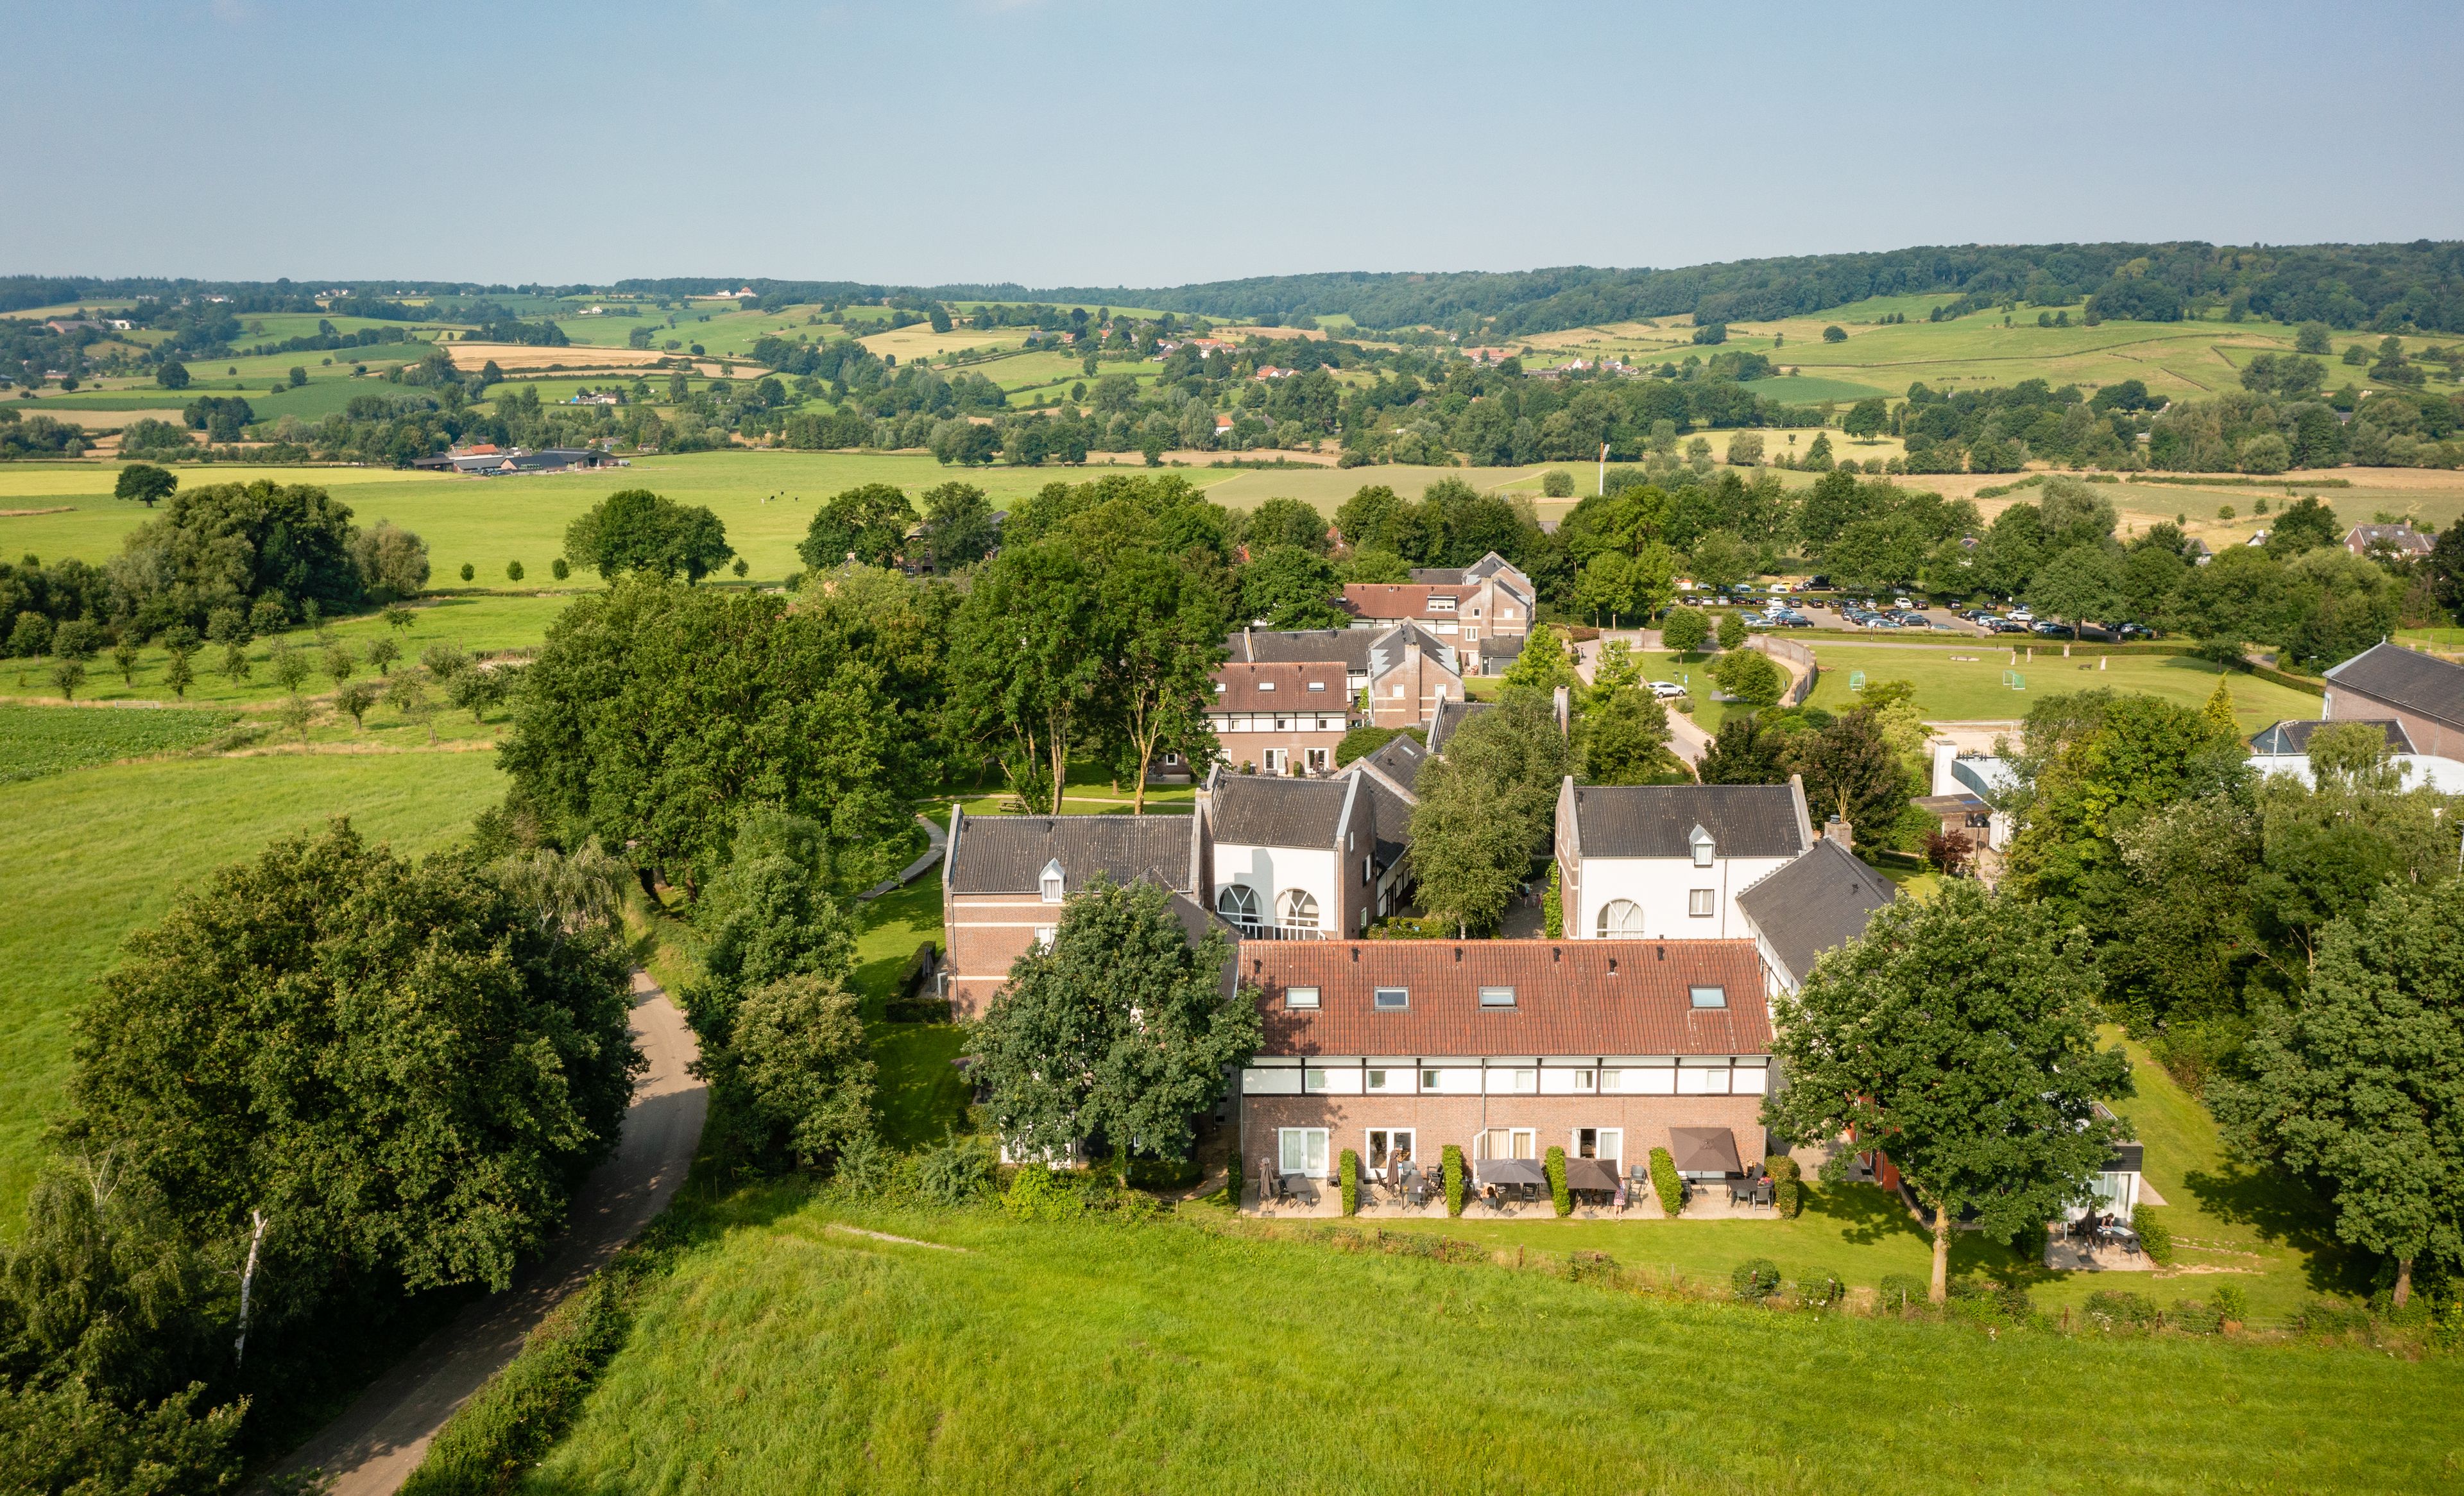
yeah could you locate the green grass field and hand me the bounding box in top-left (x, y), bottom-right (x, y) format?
top-left (1742, 373), bottom-right (1892, 404)
top-left (0, 744), bottom-right (506, 1225)
top-left (0, 703), bottom-right (237, 782)
top-left (1801, 643), bottom-right (2319, 732)
top-left (518, 1187), bottom-right (2461, 1495)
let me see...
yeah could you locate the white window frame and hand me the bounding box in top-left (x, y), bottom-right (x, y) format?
top-left (1373, 986), bottom-right (1408, 1010)
top-left (1479, 1127), bottom-right (1537, 1160)
top-left (1597, 899), bottom-right (1645, 938)
top-left (1279, 1127), bottom-right (1330, 1178)
top-left (1573, 1127), bottom-right (1623, 1163)
top-left (1284, 984), bottom-right (1320, 1010)
top-left (1419, 1067), bottom-right (1442, 1091)
top-left (1038, 857), bottom-right (1065, 904)
top-left (1278, 888), bottom-right (1321, 932)
top-left (1217, 883), bottom-right (1262, 931)
top-left (1478, 985), bottom-right (1516, 1008)
top-left (1690, 984), bottom-right (1728, 1009)
top-left (1688, 888), bottom-right (1716, 918)
top-left (1032, 925), bottom-right (1056, 950)
top-left (1366, 1128), bottom-right (1415, 1173)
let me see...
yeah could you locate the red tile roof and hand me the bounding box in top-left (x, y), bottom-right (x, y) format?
top-left (1244, 939), bottom-right (1770, 1057)
top-left (1211, 661), bottom-right (1352, 714)
top-left (1342, 583), bottom-right (1471, 620)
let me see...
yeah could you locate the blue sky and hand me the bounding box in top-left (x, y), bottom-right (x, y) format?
top-left (5, 0), bottom-right (2461, 287)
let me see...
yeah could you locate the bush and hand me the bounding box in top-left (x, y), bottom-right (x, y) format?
top-left (400, 1266), bottom-right (637, 1496)
top-left (914, 1131), bottom-right (994, 1206)
top-left (1543, 861), bottom-right (1562, 939)
top-left (1003, 1161), bottom-right (1081, 1221)
top-left (2170, 1298), bottom-right (2225, 1334)
top-left (1544, 1146), bottom-right (1570, 1217)
top-left (1648, 1147), bottom-right (1684, 1216)
top-left (551, 557), bottom-right (570, 581)
top-left (1711, 647), bottom-right (1785, 706)
top-left (1566, 1249), bottom-right (1619, 1283)
top-left (2132, 1207), bottom-right (2176, 1266)
top-left (1442, 1144), bottom-right (1466, 1217)
top-left (833, 1131), bottom-right (892, 1194)
top-left (1125, 1155), bottom-right (1201, 1192)
top-left (1948, 1277), bottom-right (2035, 1324)
top-left (1732, 1258), bottom-right (1782, 1301)
top-left (1716, 611), bottom-right (1746, 650)
top-left (2295, 1296), bottom-right (2372, 1335)
top-left (2212, 1284), bottom-right (2249, 1325)
top-left (1793, 1272), bottom-right (1845, 1309)
top-left (1876, 1273), bottom-right (1928, 1314)
top-left (1542, 469), bottom-right (1575, 498)
top-left (2081, 1289), bottom-right (2160, 1332)
top-left (1764, 1155), bottom-right (1801, 1217)
top-left (1338, 1149), bottom-right (1360, 1216)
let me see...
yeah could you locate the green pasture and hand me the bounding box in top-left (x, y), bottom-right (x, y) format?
top-left (0, 744), bottom-right (506, 1225)
top-left (520, 1185), bottom-right (2457, 1495)
top-left (1741, 373), bottom-right (1890, 404)
top-left (1800, 642), bottom-right (2317, 732)
top-left (0, 703), bottom-right (235, 784)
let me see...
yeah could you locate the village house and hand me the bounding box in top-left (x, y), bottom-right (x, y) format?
top-left (1342, 734), bottom-right (1425, 921)
top-left (1553, 780), bottom-right (1813, 941)
top-left (1200, 770), bottom-right (1382, 940)
top-left (2245, 713), bottom-right (2464, 793)
top-left (940, 811), bottom-right (1210, 1019)
top-left (1208, 660), bottom-right (1356, 777)
top-left (1225, 623), bottom-right (1467, 728)
top-left (2322, 641), bottom-right (2464, 761)
top-left (2342, 522), bottom-right (2434, 560)
top-left (1342, 554), bottom-right (1534, 669)
top-left (1237, 938), bottom-right (1774, 1185)
top-left (1733, 834), bottom-right (1895, 996)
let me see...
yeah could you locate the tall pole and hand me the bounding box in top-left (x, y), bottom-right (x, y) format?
top-left (1597, 440), bottom-right (1608, 495)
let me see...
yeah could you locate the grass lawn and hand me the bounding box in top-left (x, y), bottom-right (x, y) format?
top-left (0, 746), bottom-right (506, 1226)
top-left (521, 1189), bottom-right (2464, 1495)
top-left (0, 703), bottom-right (237, 782)
top-left (1801, 642), bottom-right (2319, 732)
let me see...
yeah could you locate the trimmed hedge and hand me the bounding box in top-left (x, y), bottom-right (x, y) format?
top-left (1338, 1149), bottom-right (1360, 1216)
top-left (1764, 1154), bottom-right (1802, 1218)
top-left (1648, 1147), bottom-right (1684, 1216)
top-left (1544, 1146), bottom-right (1570, 1217)
top-left (2132, 1206), bottom-right (2176, 1266)
top-left (1442, 1145), bottom-right (1466, 1217)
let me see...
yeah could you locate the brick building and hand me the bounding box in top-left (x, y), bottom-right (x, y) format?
top-left (941, 811), bottom-right (1210, 1019)
top-left (1226, 623), bottom-right (1467, 728)
top-left (2322, 641), bottom-right (2464, 761)
top-left (1236, 938), bottom-right (1773, 1183)
top-left (1208, 660), bottom-right (1356, 776)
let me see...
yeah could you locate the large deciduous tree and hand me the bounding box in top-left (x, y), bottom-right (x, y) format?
top-left (562, 488), bottom-right (734, 582)
top-left (2213, 885), bottom-right (2464, 1306)
top-left (1763, 881), bottom-right (2134, 1302)
top-left (968, 877), bottom-right (1259, 1181)
top-left (797, 483), bottom-right (918, 571)
top-left (67, 821), bottom-right (642, 1314)
top-left (947, 542), bottom-right (1104, 814)
top-left (1091, 547), bottom-right (1226, 811)
top-left (1410, 691), bottom-right (1570, 936)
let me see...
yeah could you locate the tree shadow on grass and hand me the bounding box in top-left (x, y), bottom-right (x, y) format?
top-left (1804, 1182), bottom-right (1928, 1246)
top-left (2178, 1160), bottom-right (2360, 1293)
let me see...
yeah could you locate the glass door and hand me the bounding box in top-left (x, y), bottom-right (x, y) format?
top-left (1279, 1128), bottom-right (1329, 1178)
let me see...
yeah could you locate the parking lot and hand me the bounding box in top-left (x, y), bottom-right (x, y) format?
top-left (1691, 590), bottom-right (2135, 642)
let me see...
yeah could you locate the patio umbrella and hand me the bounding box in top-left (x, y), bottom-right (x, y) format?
top-left (1564, 1158), bottom-right (1621, 1192)
top-left (1668, 1128), bottom-right (1744, 1177)
top-left (1475, 1158), bottom-right (1547, 1187)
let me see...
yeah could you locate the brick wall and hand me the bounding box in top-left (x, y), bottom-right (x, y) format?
top-left (945, 893), bottom-right (1051, 1019)
top-left (1238, 1091), bottom-right (1765, 1178)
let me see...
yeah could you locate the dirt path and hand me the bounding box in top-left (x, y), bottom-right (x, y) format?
top-left (278, 976), bottom-right (705, 1496)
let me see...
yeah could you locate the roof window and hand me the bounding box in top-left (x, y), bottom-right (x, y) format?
top-left (1258, 680), bottom-right (1276, 691)
top-left (1690, 985), bottom-right (1727, 1009)
top-left (1373, 987), bottom-right (1409, 1011)
top-left (1478, 986), bottom-right (1516, 1008)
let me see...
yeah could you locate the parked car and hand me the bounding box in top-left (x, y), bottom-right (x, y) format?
top-left (2008, 608), bottom-right (2035, 623)
top-left (1648, 680), bottom-right (1687, 700)
top-left (2114, 622), bottom-right (2156, 640)
top-left (1739, 611), bottom-right (1770, 628)
top-left (2031, 619), bottom-right (2070, 637)
top-left (1769, 613), bottom-right (1813, 628)
top-left (1988, 617), bottom-right (2029, 633)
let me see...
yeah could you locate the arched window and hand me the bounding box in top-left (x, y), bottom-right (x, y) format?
top-left (1278, 888), bottom-right (1321, 932)
top-left (1596, 899), bottom-right (1645, 938)
top-left (1217, 884), bottom-right (1262, 929)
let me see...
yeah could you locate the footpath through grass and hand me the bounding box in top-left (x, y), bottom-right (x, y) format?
top-left (522, 1190), bottom-right (2464, 1495)
top-left (0, 747), bottom-right (506, 1225)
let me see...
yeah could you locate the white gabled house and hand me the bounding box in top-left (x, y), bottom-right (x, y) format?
top-left (1553, 778), bottom-right (1813, 941)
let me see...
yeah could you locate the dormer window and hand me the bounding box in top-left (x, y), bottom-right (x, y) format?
top-left (1689, 825), bottom-right (1716, 869)
top-left (1038, 858), bottom-right (1065, 904)
top-left (1428, 597), bottom-right (1456, 612)
top-left (1258, 680), bottom-right (1276, 692)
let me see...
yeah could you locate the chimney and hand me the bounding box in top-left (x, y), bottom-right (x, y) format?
top-left (1553, 684), bottom-right (1570, 735)
top-left (1824, 816), bottom-right (1853, 852)
top-left (1243, 624), bottom-right (1253, 660)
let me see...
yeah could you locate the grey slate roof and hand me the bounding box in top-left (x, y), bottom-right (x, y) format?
top-left (1569, 782), bottom-right (1808, 859)
top-left (1736, 839), bottom-right (1895, 989)
top-left (1360, 732), bottom-right (1430, 795)
top-left (1208, 773), bottom-right (1354, 849)
top-left (2325, 642), bottom-right (2464, 734)
top-left (1366, 622), bottom-right (1459, 682)
top-left (1346, 764), bottom-right (1416, 870)
top-left (945, 813), bottom-right (1195, 895)
top-left (2248, 718), bottom-right (2417, 755)
top-left (1228, 628), bottom-right (1376, 672)
top-left (1425, 697), bottom-right (1493, 755)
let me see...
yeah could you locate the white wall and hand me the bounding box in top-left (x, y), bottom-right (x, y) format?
top-left (1570, 853), bottom-right (1794, 940)
top-left (1215, 842), bottom-right (1342, 933)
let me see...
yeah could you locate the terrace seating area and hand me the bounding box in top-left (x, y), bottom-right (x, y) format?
top-left (2043, 1212), bottom-right (2153, 1273)
top-left (1244, 1151), bottom-right (1788, 1222)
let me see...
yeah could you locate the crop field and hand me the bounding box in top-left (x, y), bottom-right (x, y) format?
top-left (0, 703), bottom-right (236, 782)
top-left (518, 1186), bottom-right (2458, 1496)
top-left (0, 744), bottom-right (506, 1225)
top-left (859, 323), bottom-right (1032, 361)
top-left (1797, 642), bottom-right (2319, 731)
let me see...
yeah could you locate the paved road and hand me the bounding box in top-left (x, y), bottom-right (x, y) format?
top-left (860, 811), bottom-right (948, 902)
top-left (279, 976), bottom-right (706, 1496)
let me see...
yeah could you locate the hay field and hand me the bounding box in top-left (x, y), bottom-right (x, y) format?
top-left (443, 341), bottom-right (703, 372)
top-left (859, 323), bottom-right (1031, 361)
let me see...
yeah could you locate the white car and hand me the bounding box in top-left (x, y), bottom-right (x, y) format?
top-left (2008, 608), bottom-right (2035, 623)
top-left (1648, 680), bottom-right (1687, 700)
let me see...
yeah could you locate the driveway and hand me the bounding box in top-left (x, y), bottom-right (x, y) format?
top-left (278, 975), bottom-right (706, 1496)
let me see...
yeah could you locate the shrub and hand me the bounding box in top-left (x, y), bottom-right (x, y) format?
top-left (1764, 1155), bottom-right (1801, 1217)
top-left (2170, 1298), bottom-right (2225, 1334)
top-left (2212, 1284), bottom-right (2249, 1325)
top-left (1338, 1149), bottom-right (1360, 1216)
top-left (1793, 1272), bottom-right (1845, 1309)
top-left (459, 562), bottom-right (475, 582)
top-left (1948, 1277), bottom-right (2035, 1324)
top-left (914, 1131), bottom-right (994, 1206)
top-left (1542, 469), bottom-right (1575, 498)
top-left (1003, 1160), bottom-right (1082, 1221)
top-left (1125, 1155), bottom-right (1201, 1192)
top-left (2295, 1296), bottom-right (2372, 1335)
top-left (1442, 1144), bottom-right (1466, 1217)
top-left (1543, 861), bottom-right (1562, 939)
top-left (831, 1131), bottom-right (892, 1194)
top-left (551, 557), bottom-right (570, 581)
top-left (2081, 1289), bottom-right (2160, 1332)
top-left (400, 1265), bottom-right (637, 1496)
top-left (1648, 1146), bottom-right (1684, 1216)
top-left (1543, 1146), bottom-right (1570, 1216)
top-left (2132, 1207), bottom-right (2176, 1266)
top-left (1732, 1258), bottom-right (1782, 1301)
top-left (1876, 1273), bottom-right (1928, 1314)
top-left (1565, 1250), bottom-right (1619, 1283)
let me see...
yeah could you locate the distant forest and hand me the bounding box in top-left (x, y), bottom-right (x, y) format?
top-left (11, 240), bottom-right (2464, 335)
